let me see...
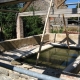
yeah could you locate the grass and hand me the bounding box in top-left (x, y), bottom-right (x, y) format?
top-left (51, 26), bottom-right (79, 33)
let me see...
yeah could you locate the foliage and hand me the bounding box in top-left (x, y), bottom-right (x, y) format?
top-left (0, 4), bottom-right (19, 40)
top-left (23, 6), bottom-right (44, 37)
top-left (51, 26), bottom-right (63, 33)
top-left (67, 27), bottom-right (78, 32)
top-left (23, 16), bottom-right (44, 37)
top-left (0, 4), bottom-right (44, 40)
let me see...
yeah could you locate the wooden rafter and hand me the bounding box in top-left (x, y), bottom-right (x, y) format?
top-left (20, 1), bottom-right (33, 12)
top-left (0, 0), bottom-right (34, 5)
top-left (57, 0), bottom-right (66, 8)
top-left (54, 0), bottom-right (58, 9)
top-left (0, 9), bottom-right (19, 13)
top-left (0, 1), bottom-right (33, 12)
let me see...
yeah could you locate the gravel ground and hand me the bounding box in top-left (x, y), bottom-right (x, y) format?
top-left (0, 42), bottom-right (62, 80)
top-left (0, 63), bottom-right (62, 80)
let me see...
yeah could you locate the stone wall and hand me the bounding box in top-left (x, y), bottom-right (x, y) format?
top-left (27, 0), bottom-right (67, 25)
top-left (0, 34), bottom-right (49, 52)
top-left (0, 33), bottom-right (80, 52)
top-left (49, 33), bottom-right (79, 45)
top-left (28, 0), bottom-right (49, 11)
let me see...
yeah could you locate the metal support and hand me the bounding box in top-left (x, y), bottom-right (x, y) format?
top-left (0, 62), bottom-right (61, 80)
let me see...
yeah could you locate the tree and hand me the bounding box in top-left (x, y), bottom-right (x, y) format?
top-left (0, 4), bottom-right (44, 40)
top-left (0, 4), bottom-right (19, 40)
top-left (23, 16), bottom-right (44, 37)
top-left (23, 6), bottom-right (44, 37)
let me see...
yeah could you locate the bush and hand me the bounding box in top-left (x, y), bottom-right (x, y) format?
top-left (23, 16), bottom-right (44, 37)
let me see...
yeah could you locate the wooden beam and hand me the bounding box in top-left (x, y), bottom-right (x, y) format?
top-left (19, 8), bottom-right (80, 15)
top-left (54, 8), bottom-right (80, 14)
top-left (54, 0), bottom-right (58, 9)
top-left (20, 1), bottom-right (32, 12)
top-left (19, 11), bottom-right (48, 16)
top-left (18, 8), bottom-right (80, 17)
top-left (57, 0), bottom-right (66, 8)
top-left (50, 14), bottom-right (80, 18)
top-left (0, 9), bottom-right (19, 13)
top-left (62, 14), bottom-right (69, 49)
top-left (19, 11), bottom-right (80, 17)
top-left (0, 0), bottom-right (34, 5)
top-left (36, 0), bottom-right (53, 65)
top-left (0, 0), bottom-right (33, 3)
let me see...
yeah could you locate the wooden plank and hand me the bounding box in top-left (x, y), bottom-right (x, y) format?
top-left (54, 8), bottom-right (80, 14)
top-left (0, 0), bottom-right (33, 3)
top-left (19, 8), bottom-right (80, 15)
top-left (57, 0), bottom-right (66, 8)
top-left (0, 0), bottom-right (34, 5)
top-left (62, 14), bottom-right (69, 49)
top-left (20, 1), bottom-right (32, 12)
top-left (18, 11), bottom-right (48, 16)
top-left (36, 0), bottom-right (53, 65)
top-left (50, 14), bottom-right (80, 18)
top-left (18, 8), bottom-right (80, 17)
top-left (54, 0), bottom-right (58, 9)
top-left (0, 9), bottom-right (19, 12)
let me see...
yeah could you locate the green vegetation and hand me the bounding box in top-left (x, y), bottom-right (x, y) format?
top-left (0, 5), bottom-right (44, 40)
top-left (51, 26), bottom-right (79, 33)
top-left (23, 6), bottom-right (44, 37)
top-left (23, 16), bottom-right (44, 37)
top-left (51, 26), bottom-right (64, 33)
top-left (0, 4), bottom-right (19, 40)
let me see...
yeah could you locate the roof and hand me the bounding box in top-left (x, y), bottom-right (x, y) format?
top-left (0, 0), bottom-right (35, 5)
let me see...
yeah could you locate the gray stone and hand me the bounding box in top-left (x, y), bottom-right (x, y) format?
top-left (9, 72), bottom-right (19, 79)
top-left (22, 64), bottom-right (33, 69)
top-left (18, 77), bottom-right (22, 80)
top-left (21, 78), bottom-right (26, 80)
top-left (0, 74), bottom-right (12, 80)
top-left (11, 60), bottom-right (22, 65)
top-left (29, 77), bottom-right (38, 80)
top-left (20, 74), bottom-right (29, 79)
top-left (0, 67), bottom-right (9, 76)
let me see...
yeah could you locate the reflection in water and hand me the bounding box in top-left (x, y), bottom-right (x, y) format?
top-left (22, 48), bottom-right (80, 69)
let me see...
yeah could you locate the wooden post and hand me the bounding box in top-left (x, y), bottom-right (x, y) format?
top-left (62, 14), bottom-right (69, 48)
top-left (36, 0), bottom-right (53, 65)
top-left (20, 1), bottom-right (32, 12)
top-left (16, 15), bottom-right (24, 39)
top-left (57, 0), bottom-right (66, 9)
